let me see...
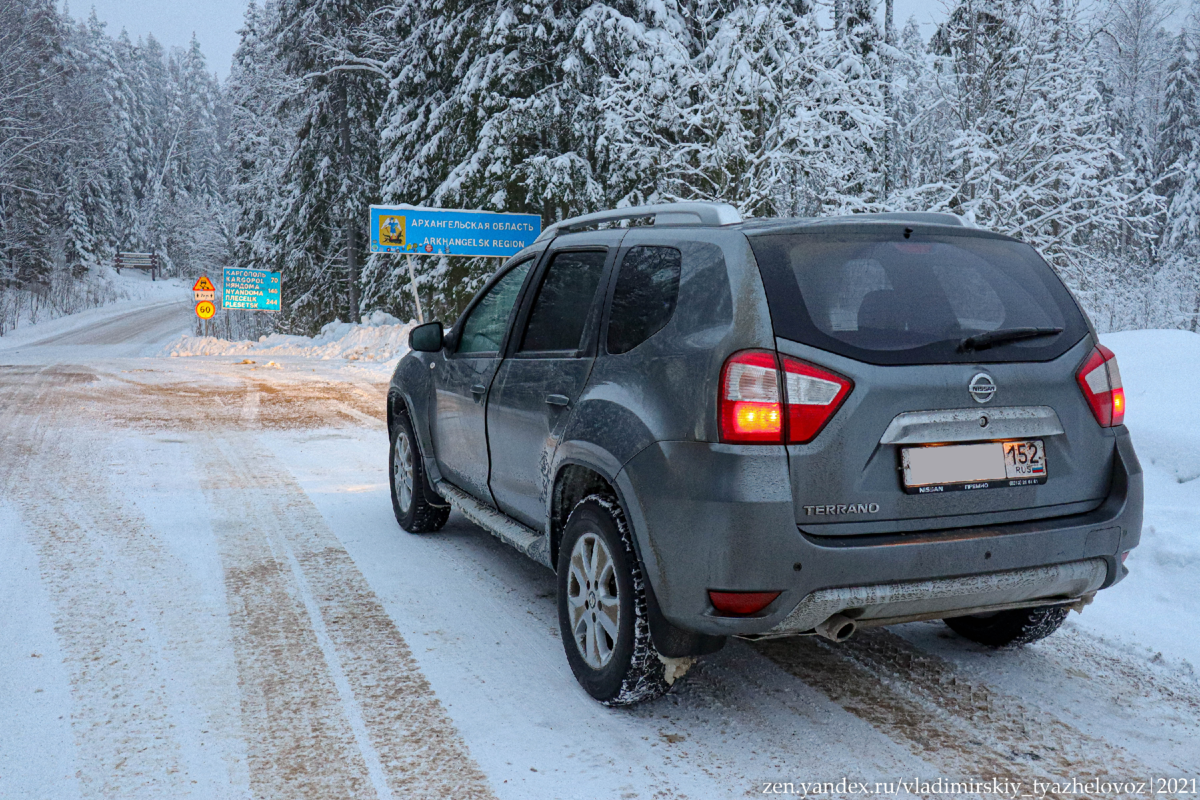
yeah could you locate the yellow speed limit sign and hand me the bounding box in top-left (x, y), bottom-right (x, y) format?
top-left (195, 300), bottom-right (216, 320)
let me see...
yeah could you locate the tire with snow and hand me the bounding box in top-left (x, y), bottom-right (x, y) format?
top-left (389, 412), bottom-right (450, 533)
top-left (557, 494), bottom-right (671, 706)
top-left (943, 604), bottom-right (1070, 647)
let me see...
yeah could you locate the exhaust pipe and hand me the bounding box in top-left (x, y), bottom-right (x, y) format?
top-left (815, 613), bottom-right (857, 642)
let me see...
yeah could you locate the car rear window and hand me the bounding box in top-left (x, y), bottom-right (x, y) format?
top-left (748, 230), bottom-right (1089, 365)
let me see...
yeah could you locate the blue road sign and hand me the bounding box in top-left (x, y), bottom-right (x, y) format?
top-left (369, 205), bottom-right (541, 258)
top-left (222, 267), bottom-right (281, 311)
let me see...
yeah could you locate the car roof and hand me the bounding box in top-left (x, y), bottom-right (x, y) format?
top-left (736, 216), bottom-right (1017, 242)
top-left (536, 203), bottom-right (1016, 244)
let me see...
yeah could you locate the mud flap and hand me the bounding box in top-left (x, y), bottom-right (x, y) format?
top-left (643, 575), bottom-right (726, 658)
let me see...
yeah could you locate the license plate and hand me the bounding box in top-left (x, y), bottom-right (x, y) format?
top-left (901, 439), bottom-right (1047, 494)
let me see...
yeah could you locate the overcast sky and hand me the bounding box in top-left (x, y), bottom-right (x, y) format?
top-left (68, 0), bottom-right (251, 79)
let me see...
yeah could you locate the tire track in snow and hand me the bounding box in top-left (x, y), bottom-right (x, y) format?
top-left (0, 366), bottom-right (251, 799)
top-left (197, 431), bottom-right (495, 800)
top-left (892, 624), bottom-right (1200, 774)
top-left (753, 629), bottom-right (1158, 788)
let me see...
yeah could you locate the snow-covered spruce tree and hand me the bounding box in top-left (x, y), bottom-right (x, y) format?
top-left (595, 0), bottom-right (889, 217)
top-left (145, 38), bottom-right (229, 278)
top-left (120, 33), bottom-right (171, 251)
top-left (0, 0), bottom-right (69, 292)
top-left (1160, 28), bottom-right (1200, 330)
top-left (258, 0), bottom-right (385, 334)
top-left (1159, 29), bottom-right (1199, 201)
top-left (224, 1), bottom-right (296, 340)
top-left (1101, 0), bottom-right (1176, 152)
top-left (888, 16), bottom-right (939, 196)
top-left (58, 11), bottom-right (133, 277)
top-left (0, 0), bottom-right (229, 333)
top-left (897, 0), bottom-right (1154, 328)
top-left (368, 0), bottom-right (617, 321)
top-left (228, 3), bottom-right (294, 275)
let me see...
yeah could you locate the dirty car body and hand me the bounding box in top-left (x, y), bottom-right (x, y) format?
top-left (386, 203), bottom-right (1142, 702)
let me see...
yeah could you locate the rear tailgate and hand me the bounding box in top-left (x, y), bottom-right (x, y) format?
top-left (777, 336), bottom-right (1112, 535)
top-left (747, 224), bottom-right (1113, 536)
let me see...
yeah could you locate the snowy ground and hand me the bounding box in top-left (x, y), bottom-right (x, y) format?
top-left (0, 268), bottom-right (191, 345)
top-left (1, 298), bottom-right (1197, 800)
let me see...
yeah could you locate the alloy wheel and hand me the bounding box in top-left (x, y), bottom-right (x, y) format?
top-left (393, 429), bottom-right (414, 514)
top-left (566, 531), bottom-right (621, 669)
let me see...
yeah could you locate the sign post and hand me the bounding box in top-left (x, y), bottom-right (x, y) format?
top-left (404, 254), bottom-right (425, 323)
top-left (369, 205), bottom-right (541, 323)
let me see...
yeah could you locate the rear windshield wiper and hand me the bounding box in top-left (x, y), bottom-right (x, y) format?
top-left (958, 326), bottom-right (1064, 352)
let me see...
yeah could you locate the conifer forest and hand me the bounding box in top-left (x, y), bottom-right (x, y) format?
top-left (2, 0), bottom-right (1199, 335)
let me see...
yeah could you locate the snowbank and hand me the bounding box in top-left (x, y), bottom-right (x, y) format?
top-left (162, 310), bottom-right (417, 364)
top-left (1079, 329), bottom-right (1200, 672)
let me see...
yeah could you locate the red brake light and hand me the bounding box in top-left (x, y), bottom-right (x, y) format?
top-left (720, 351), bottom-right (783, 442)
top-left (781, 357), bottom-right (853, 443)
top-left (719, 351), bottom-right (853, 443)
top-left (1076, 345), bottom-right (1124, 427)
top-left (708, 590), bottom-right (781, 616)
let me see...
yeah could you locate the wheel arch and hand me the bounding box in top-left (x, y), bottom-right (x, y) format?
top-left (550, 462), bottom-right (621, 571)
top-left (549, 453), bottom-right (725, 658)
top-left (388, 355), bottom-right (445, 492)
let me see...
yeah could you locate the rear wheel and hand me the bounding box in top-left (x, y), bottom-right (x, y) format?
top-left (944, 604), bottom-right (1069, 647)
top-left (557, 494), bottom-right (670, 706)
top-left (389, 412), bottom-right (450, 533)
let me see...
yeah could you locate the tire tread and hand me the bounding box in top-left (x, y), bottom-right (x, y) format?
top-left (390, 412), bottom-right (451, 534)
top-left (560, 493), bottom-right (671, 707)
top-left (944, 604), bottom-right (1070, 647)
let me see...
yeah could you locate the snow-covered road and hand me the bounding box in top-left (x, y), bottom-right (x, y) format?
top-left (1, 299), bottom-right (1197, 800)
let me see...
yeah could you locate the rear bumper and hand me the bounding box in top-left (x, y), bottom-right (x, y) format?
top-left (615, 427), bottom-right (1142, 637)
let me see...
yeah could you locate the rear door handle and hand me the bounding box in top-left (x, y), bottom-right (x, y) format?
top-left (545, 394), bottom-right (570, 407)
top-left (470, 383), bottom-right (487, 398)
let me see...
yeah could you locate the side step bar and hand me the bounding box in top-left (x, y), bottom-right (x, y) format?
top-left (434, 481), bottom-right (553, 569)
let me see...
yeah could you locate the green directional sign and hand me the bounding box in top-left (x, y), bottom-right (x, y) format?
top-left (222, 267), bottom-right (281, 311)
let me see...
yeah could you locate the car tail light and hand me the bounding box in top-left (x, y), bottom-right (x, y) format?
top-left (708, 590), bottom-right (781, 616)
top-left (719, 351), bottom-right (853, 443)
top-left (781, 357), bottom-right (853, 443)
top-left (1076, 345), bottom-right (1124, 427)
top-left (720, 351), bottom-right (783, 443)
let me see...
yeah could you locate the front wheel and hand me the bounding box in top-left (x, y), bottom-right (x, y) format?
top-left (557, 494), bottom-right (671, 706)
top-left (389, 412), bottom-right (450, 533)
top-left (943, 604), bottom-right (1069, 647)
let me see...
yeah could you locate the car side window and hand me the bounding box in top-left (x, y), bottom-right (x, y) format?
top-left (606, 246), bottom-right (682, 354)
top-left (456, 259), bottom-right (533, 354)
top-left (518, 250), bottom-right (608, 353)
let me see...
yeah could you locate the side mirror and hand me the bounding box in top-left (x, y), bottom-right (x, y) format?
top-left (409, 321), bottom-right (444, 353)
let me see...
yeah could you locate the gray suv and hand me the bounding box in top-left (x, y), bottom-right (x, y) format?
top-left (386, 202), bottom-right (1141, 706)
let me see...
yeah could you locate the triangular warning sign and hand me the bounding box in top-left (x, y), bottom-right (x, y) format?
top-left (193, 276), bottom-right (215, 292)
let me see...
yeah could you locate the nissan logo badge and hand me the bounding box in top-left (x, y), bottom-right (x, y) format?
top-left (969, 373), bottom-right (996, 404)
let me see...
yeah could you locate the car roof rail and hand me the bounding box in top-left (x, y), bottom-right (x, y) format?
top-left (535, 202), bottom-right (744, 242)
